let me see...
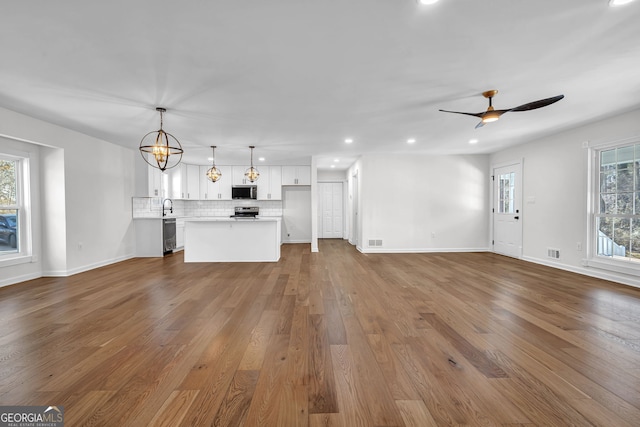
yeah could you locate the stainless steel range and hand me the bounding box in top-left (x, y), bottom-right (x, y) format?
top-left (230, 206), bottom-right (259, 218)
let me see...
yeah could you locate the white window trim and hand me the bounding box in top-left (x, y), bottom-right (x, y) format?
top-left (585, 135), bottom-right (640, 276)
top-left (0, 149), bottom-right (33, 267)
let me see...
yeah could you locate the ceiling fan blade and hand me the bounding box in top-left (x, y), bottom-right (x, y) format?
top-left (475, 121), bottom-right (485, 129)
top-left (438, 109), bottom-right (484, 118)
top-left (508, 95), bottom-right (565, 112)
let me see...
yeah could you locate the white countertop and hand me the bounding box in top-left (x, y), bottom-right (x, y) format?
top-left (184, 216), bottom-right (280, 222)
top-left (133, 216), bottom-right (281, 220)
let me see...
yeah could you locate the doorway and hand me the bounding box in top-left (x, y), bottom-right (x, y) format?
top-left (493, 162), bottom-right (523, 258)
top-left (317, 182), bottom-right (344, 239)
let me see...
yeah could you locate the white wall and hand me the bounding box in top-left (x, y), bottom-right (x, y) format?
top-left (491, 107), bottom-right (640, 287)
top-left (318, 169), bottom-right (347, 181)
top-left (355, 153), bottom-right (490, 253)
top-left (0, 107), bottom-right (136, 286)
top-left (41, 146), bottom-right (66, 275)
top-left (282, 186), bottom-right (312, 243)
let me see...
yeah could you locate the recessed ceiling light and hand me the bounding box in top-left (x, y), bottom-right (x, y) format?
top-left (344, 138), bottom-right (353, 144)
top-left (334, 158), bottom-right (340, 162)
top-left (407, 138), bottom-right (416, 144)
top-left (609, 0), bottom-right (635, 6)
top-left (331, 165), bottom-right (336, 168)
top-left (469, 139), bottom-right (478, 144)
top-left (417, 0), bottom-right (439, 4)
top-left (258, 157), bottom-right (265, 162)
top-left (207, 157), bottom-right (213, 161)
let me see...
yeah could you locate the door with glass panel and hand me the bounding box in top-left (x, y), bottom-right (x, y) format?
top-left (493, 163), bottom-right (522, 258)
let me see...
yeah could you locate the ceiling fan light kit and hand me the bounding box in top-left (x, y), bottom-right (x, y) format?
top-left (609, 0), bottom-right (635, 6)
top-left (439, 89), bottom-right (564, 129)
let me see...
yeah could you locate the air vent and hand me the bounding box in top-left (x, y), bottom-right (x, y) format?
top-left (547, 248), bottom-right (560, 259)
top-left (368, 239), bottom-right (383, 247)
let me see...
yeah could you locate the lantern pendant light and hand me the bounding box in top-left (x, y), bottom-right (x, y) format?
top-left (245, 146), bottom-right (260, 182)
top-left (139, 107), bottom-right (183, 171)
top-left (206, 146), bottom-right (222, 182)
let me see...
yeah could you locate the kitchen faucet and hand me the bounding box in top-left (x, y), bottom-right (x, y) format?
top-left (162, 198), bottom-right (173, 217)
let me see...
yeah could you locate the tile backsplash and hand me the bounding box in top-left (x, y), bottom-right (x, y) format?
top-left (132, 197), bottom-right (283, 218)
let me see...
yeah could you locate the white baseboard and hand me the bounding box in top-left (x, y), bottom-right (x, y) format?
top-left (359, 247), bottom-right (490, 254)
top-left (0, 272), bottom-right (42, 289)
top-left (522, 255), bottom-right (640, 289)
top-left (42, 253), bottom-right (136, 278)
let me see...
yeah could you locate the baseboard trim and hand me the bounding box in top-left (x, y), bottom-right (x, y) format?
top-left (359, 247), bottom-right (490, 254)
top-left (522, 255), bottom-right (640, 290)
top-left (0, 272), bottom-right (42, 289)
top-left (42, 253), bottom-right (136, 278)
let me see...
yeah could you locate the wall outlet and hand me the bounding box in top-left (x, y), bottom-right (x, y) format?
top-left (576, 242), bottom-right (582, 251)
top-left (78, 242), bottom-right (83, 250)
top-left (431, 232), bottom-right (436, 238)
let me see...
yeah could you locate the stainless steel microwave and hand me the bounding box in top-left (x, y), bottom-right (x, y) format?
top-left (232, 185), bottom-right (257, 199)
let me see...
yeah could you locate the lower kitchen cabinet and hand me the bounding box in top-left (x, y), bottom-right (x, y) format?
top-left (176, 218), bottom-right (185, 249)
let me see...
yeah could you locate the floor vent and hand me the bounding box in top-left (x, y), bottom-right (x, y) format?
top-left (368, 239), bottom-right (383, 247)
top-left (547, 248), bottom-right (560, 259)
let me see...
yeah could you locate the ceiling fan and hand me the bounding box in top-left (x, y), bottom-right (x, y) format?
top-left (439, 90), bottom-right (564, 128)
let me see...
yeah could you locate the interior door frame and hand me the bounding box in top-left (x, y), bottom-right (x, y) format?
top-left (490, 159), bottom-right (524, 258)
top-left (317, 180), bottom-right (346, 239)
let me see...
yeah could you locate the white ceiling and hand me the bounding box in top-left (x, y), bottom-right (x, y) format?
top-left (1, 1), bottom-right (640, 170)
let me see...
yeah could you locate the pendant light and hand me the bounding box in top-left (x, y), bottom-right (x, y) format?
top-left (139, 107), bottom-right (183, 171)
top-left (245, 146), bottom-right (260, 182)
top-left (206, 146), bottom-right (222, 182)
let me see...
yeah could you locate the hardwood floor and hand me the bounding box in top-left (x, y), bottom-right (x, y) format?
top-left (1, 240), bottom-right (640, 426)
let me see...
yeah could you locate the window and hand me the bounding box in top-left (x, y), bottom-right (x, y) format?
top-left (594, 143), bottom-right (640, 263)
top-left (498, 172), bottom-right (515, 214)
top-left (0, 152), bottom-right (29, 262)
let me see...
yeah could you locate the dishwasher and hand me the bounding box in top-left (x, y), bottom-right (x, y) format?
top-left (163, 218), bottom-right (177, 254)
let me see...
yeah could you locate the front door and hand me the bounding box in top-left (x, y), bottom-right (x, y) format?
top-left (493, 163), bottom-right (522, 258)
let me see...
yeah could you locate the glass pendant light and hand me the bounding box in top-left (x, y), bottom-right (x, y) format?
top-left (139, 107), bottom-right (183, 171)
top-left (206, 146), bottom-right (222, 182)
top-left (245, 146), bottom-right (260, 182)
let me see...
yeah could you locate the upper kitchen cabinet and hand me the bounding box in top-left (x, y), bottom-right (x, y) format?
top-left (232, 165), bottom-right (255, 186)
top-left (282, 166), bottom-right (311, 186)
top-left (199, 165), bottom-right (232, 200)
top-left (257, 166), bottom-right (282, 200)
top-left (147, 164), bottom-right (167, 198)
top-left (185, 164), bottom-right (200, 199)
top-left (169, 163), bottom-right (200, 199)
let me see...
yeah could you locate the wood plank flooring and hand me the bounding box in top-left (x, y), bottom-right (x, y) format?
top-left (1, 240), bottom-right (640, 426)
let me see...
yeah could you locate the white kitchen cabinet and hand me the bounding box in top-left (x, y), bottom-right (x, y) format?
top-left (257, 166), bottom-right (282, 200)
top-left (147, 164), bottom-right (167, 198)
top-left (168, 165), bottom-right (181, 199)
top-left (185, 164), bottom-right (200, 199)
top-left (232, 165), bottom-right (256, 186)
top-left (282, 165), bottom-right (311, 185)
top-left (168, 163), bottom-right (200, 199)
top-left (199, 165), bottom-right (232, 200)
top-left (176, 218), bottom-right (185, 249)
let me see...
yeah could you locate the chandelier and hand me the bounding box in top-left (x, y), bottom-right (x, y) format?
top-left (139, 107), bottom-right (183, 171)
top-left (206, 146), bottom-right (222, 182)
top-left (245, 146), bottom-right (260, 182)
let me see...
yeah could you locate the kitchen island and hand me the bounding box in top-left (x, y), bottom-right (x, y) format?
top-left (183, 217), bottom-right (281, 262)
